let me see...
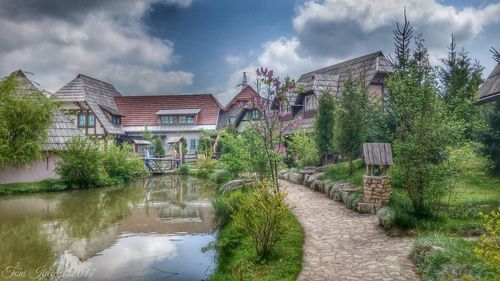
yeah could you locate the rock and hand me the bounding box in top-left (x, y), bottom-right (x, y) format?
top-left (315, 166), bottom-right (328, 173)
top-left (300, 166), bottom-right (317, 175)
top-left (304, 174), bottom-right (316, 188)
top-left (312, 180), bottom-right (324, 192)
top-left (278, 169), bottom-right (288, 180)
top-left (223, 179), bottom-right (254, 191)
top-left (357, 202), bottom-right (376, 214)
top-left (341, 188), bottom-right (361, 203)
top-left (289, 172), bottom-right (304, 184)
top-left (323, 181), bottom-right (334, 195)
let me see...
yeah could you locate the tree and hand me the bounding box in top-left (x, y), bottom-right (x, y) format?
top-left (154, 137), bottom-right (165, 157)
top-left (490, 47), bottom-right (500, 63)
top-left (440, 34), bottom-right (484, 140)
top-left (288, 130), bottom-right (320, 168)
top-left (335, 74), bottom-right (369, 176)
top-left (481, 101), bottom-right (500, 175)
top-left (0, 72), bottom-right (56, 167)
top-left (388, 34), bottom-right (456, 217)
top-left (314, 91), bottom-right (336, 163)
top-left (142, 125), bottom-right (154, 142)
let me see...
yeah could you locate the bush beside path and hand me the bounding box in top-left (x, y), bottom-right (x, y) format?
top-left (282, 180), bottom-right (420, 281)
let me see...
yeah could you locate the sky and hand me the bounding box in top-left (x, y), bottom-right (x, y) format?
top-left (0, 0), bottom-right (499, 96)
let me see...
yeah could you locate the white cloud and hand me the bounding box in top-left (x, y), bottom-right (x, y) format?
top-left (225, 55), bottom-right (244, 65)
top-left (0, 0), bottom-right (194, 94)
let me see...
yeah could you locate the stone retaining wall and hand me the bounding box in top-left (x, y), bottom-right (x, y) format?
top-left (363, 176), bottom-right (391, 204)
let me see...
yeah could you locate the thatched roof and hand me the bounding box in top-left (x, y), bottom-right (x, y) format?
top-left (478, 63), bottom-right (500, 104)
top-left (55, 74), bottom-right (125, 135)
top-left (7, 70), bottom-right (83, 151)
top-left (297, 51), bottom-right (393, 97)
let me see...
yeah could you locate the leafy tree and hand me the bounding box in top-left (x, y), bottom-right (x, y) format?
top-left (388, 32), bottom-right (456, 217)
top-left (314, 91), bottom-right (336, 163)
top-left (198, 129), bottom-right (216, 157)
top-left (0, 73), bottom-right (56, 167)
top-left (154, 136), bottom-right (165, 157)
top-left (288, 130), bottom-right (320, 168)
top-left (142, 125), bottom-right (154, 142)
top-left (335, 74), bottom-right (369, 175)
top-left (440, 34), bottom-right (484, 140)
top-left (481, 101), bottom-right (500, 175)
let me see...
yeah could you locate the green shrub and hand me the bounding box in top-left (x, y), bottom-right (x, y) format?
top-left (345, 192), bottom-right (363, 210)
top-left (154, 137), bottom-right (165, 157)
top-left (196, 155), bottom-right (218, 177)
top-left (102, 140), bottom-right (145, 183)
top-left (232, 181), bottom-right (289, 260)
top-left (288, 130), bottom-right (320, 168)
top-left (178, 164), bottom-right (190, 175)
top-left (377, 206), bottom-right (395, 230)
top-left (212, 169), bottom-right (233, 184)
top-left (57, 137), bottom-right (106, 187)
top-left (412, 234), bottom-right (492, 281)
top-left (474, 208), bottom-right (500, 280)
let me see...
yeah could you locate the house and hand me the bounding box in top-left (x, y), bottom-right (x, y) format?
top-left (0, 70), bottom-right (83, 184)
top-left (114, 94), bottom-right (221, 157)
top-left (478, 62), bottom-right (500, 104)
top-left (54, 74), bottom-right (125, 138)
top-left (282, 51), bottom-right (393, 132)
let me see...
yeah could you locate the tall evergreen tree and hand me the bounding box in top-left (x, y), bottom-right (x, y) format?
top-left (335, 74), bottom-right (368, 176)
top-left (481, 101), bottom-right (500, 175)
top-left (440, 34), bottom-right (484, 140)
top-left (314, 91), bottom-right (336, 164)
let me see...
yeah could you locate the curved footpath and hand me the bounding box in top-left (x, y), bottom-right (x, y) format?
top-left (281, 180), bottom-right (420, 281)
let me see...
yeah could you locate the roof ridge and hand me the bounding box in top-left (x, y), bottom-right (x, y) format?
top-left (116, 93), bottom-right (213, 98)
top-left (301, 50), bottom-right (384, 77)
top-left (77, 73), bottom-right (115, 87)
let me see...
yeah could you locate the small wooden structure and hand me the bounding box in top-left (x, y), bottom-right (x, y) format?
top-left (133, 139), bottom-right (151, 154)
top-left (145, 157), bottom-right (180, 174)
top-left (362, 143), bottom-right (393, 176)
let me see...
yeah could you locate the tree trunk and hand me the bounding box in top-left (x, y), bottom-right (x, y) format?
top-left (348, 156), bottom-right (353, 176)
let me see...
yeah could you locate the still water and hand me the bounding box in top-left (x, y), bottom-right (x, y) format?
top-left (0, 176), bottom-right (217, 281)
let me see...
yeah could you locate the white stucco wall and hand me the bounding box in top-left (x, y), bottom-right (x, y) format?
top-left (0, 155), bottom-right (62, 184)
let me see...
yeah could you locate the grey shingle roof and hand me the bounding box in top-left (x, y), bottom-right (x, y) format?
top-left (478, 63), bottom-right (500, 104)
top-left (297, 51), bottom-right (393, 97)
top-left (55, 74), bottom-right (125, 135)
top-left (155, 108), bottom-right (201, 115)
top-left (8, 70), bottom-right (83, 151)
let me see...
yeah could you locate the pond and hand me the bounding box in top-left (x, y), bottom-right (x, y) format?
top-left (0, 176), bottom-right (217, 281)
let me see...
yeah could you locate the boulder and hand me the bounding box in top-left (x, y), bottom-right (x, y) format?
top-left (304, 174), bottom-right (316, 188)
top-left (278, 169), bottom-right (289, 180)
top-left (357, 202), bottom-right (376, 214)
top-left (312, 180), bottom-right (324, 192)
top-left (288, 172), bottom-right (304, 184)
top-left (299, 166), bottom-right (316, 175)
top-left (341, 188), bottom-right (361, 203)
top-left (223, 179), bottom-right (254, 191)
top-left (323, 181), bottom-right (334, 195)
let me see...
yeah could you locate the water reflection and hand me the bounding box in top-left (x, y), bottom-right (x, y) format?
top-left (0, 176), bottom-right (217, 281)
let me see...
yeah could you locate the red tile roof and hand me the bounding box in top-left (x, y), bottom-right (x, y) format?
top-left (115, 94), bottom-right (221, 126)
top-left (225, 85), bottom-right (257, 110)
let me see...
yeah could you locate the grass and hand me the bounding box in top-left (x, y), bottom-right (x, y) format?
top-left (210, 189), bottom-right (304, 281)
top-left (411, 234), bottom-right (493, 281)
top-left (321, 159), bottom-right (365, 187)
top-left (0, 179), bottom-right (69, 195)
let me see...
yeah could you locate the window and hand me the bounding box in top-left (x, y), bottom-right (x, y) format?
top-left (227, 117), bottom-right (233, 125)
top-left (186, 116), bottom-right (194, 124)
top-left (179, 115), bottom-right (195, 124)
top-left (305, 95), bottom-right (317, 111)
top-left (252, 109), bottom-right (260, 119)
top-left (189, 139), bottom-right (196, 150)
top-left (87, 114), bottom-right (95, 127)
top-left (160, 116), bottom-right (176, 125)
top-left (78, 114), bottom-right (86, 127)
top-left (112, 116), bottom-right (121, 125)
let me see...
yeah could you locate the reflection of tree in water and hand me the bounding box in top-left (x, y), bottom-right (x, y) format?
top-left (0, 217), bottom-right (56, 280)
top-left (55, 186), bottom-right (144, 239)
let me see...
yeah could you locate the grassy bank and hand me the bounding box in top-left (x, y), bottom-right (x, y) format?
top-left (210, 188), bottom-right (304, 281)
top-left (0, 179), bottom-right (69, 195)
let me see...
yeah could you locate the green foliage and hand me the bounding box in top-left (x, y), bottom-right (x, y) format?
top-left (211, 188), bottom-right (303, 281)
top-left (102, 140), bottom-right (145, 183)
top-left (480, 100), bottom-right (500, 175)
top-left (345, 192), bottom-right (363, 210)
top-left (196, 155), bottom-right (218, 177)
top-left (219, 130), bottom-right (251, 176)
top-left (198, 129), bottom-right (217, 157)
top-left (178, 164), bottom-right (190, 175)
top-left (0, 73), bottom-right (57, 167)
top-left (232, 181), bottom-right (289, 260)
top-left (314, 91), bottom-right (336, 163)
top-left (335, 74), bottom-right (369, 175)
top-left (288, 130), bottom-right (320, 168)
top-left (474, 208), bottom-right (500, 279)
top-left (0, 179), bottom-right (68, 195)
top-left (211, 169), bottom-right (234, 184)
top-left (411, 234), bottom-right (493, 281)
top-left (57, 137), bottom-right (106, 187)
top-left (440, 35), bottom-right (484, 141)
top-left (57, 137), bottom-right (144, 187)
top-left (388, 36), bottom-right (456, 217)
top-left (322, 159), bottom-right (364, 187)
top-left (141, 125), bottom-right (154, 142)
top-left (153, 137), bottom-right (165, 157)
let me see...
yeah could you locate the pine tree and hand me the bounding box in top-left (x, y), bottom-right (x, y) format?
top-left (481, 101), bottom-right (500, 175)
top-left (314, 91), bottom-right (336, 164)
top-left (335, 74), bottom-right (368, 176)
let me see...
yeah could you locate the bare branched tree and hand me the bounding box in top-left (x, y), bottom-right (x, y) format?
top-left (392, 7), bottom-right (413, 69)
top-left (490, 47), bottom-right (500, 63)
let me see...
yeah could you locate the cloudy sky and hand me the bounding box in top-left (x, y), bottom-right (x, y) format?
top-left (0, 0), bottom-right (499, 95)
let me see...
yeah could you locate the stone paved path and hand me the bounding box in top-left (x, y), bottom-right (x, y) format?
top-left (281, 180), bottom-right (420, 281)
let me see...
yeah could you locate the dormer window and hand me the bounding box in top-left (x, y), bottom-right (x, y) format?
top-left (112, 115), bottom-right (121, 125)
top-left (304, 95), bottom-right (318, 111)
top-left (156, 109), bottom-right (201, 126)
top-left (78, 113), bottom-right (95, 127)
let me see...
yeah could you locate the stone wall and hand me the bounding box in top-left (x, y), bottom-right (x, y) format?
top-left (362, 176), bottom-right (391, 204)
